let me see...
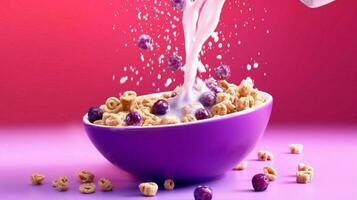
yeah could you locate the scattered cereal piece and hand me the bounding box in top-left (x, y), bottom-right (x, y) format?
top-left (257, 150), bottom-right (274, 161)
top-left (163, 179), bottom-right (175, 190)
top-left (77, 170), bottom-right (95, 183)
top-left (93, 120), bottom-right (104, 125)
top-left (79, 183), bottom-right (96, 194)
top-left (139, 182), bottom-right (158, 197)
top-left (30, 173), bottom-right (45, 185)
top-left (289, 144), bottom-right (304, 154)
top-left (296, 171), bottom-right (313, 184)
top-left (263, 166), bottom-right (278, 181)
top-left (98, 178), bottom-right (113, 191)
top-left (237, 79), bottom-right (253, 97)
top-left (298, 163), bottom-right (314, 172)
top-left (52, 176), bottom-right (69, 192)
top-left (233, 161), bottom-right (248, 171)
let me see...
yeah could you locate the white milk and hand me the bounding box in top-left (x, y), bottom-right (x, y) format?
top-left (167, 0), bottom-right (227, 117)
top-left (300, 0), bottom-right (335, 8)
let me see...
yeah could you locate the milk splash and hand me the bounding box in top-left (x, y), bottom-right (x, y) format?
top-left (171, 0), bottom-right (227, 111)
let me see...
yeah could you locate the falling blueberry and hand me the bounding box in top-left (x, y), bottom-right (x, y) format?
top-left (88, 107), bottom-right (103, 123)
top-left (152, 99), bottom-right (169, 115)
top-left (252, 173), bottom-right (269, 192)
top-left (214, 64), bottom-right (231, 80)
top-left (195, 108), bottom-right (211, 120)
top-left (125, 112), bottom-right (142, 126)
top-left (137, 34), bottom-right (153, 50)
top-left (167, 55), bottom-right (183, 71)
top-left (171, 0), bottom-right (186, 11)
top-left (199, 92), bottom-right (216, 107)
top-left (205, 78), bottom-right (224, 94)
top-left (194, 185), bottom-right (213, 200)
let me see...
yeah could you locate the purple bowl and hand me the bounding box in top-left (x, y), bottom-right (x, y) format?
top-left (83, 92), bottom-right (273, 181)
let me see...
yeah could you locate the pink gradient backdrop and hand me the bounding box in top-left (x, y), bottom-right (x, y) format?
top-left (0, 0), bottom-right (356, 125)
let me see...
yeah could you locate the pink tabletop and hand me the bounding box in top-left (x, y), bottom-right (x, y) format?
top-left (0, 125), bottom-right (356, 199)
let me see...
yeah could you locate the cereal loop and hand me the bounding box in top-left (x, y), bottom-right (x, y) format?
top-left (139, 182), bottom-right (158, 197)
top-left (104, 97), bottom-right (121, 113)
top-left (77, 170), bottom-right (95, 183)
top-left (79, 183), bottom-right (96, 194)
top-left (98, 178), bottom-right (113, 191)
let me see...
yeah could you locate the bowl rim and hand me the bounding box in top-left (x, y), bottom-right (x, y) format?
top-left (83, 91), bottom-right (273, 130)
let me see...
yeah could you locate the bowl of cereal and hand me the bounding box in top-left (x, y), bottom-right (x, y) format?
top-left (83, 79), bottom-right (273, 181)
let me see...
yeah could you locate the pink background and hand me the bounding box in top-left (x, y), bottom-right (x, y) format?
top-left (0, 0), bottom-right (356, 125)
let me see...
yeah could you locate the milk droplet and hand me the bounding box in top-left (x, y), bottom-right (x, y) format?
top-left (217, 55), bottom-right (222, 60)
top-left (164, 78), bottom-right (172, 87)
top-left (247, 64), bottom-right (252, 70)
top-left (253, 62), bottom-right (259, 68)
top-left (120, 76), bottom-right (128, 84)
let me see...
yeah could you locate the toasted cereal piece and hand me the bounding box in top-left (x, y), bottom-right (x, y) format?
top-left (211, 102), bottom-right (228, 116)
top-left (237, 79), bottom-right (253, 97)
top-left (138, 182), bottom-right (158, 197)
top-left (298, 163), bottom-right (314, 172)
top-left (103, 113), bottom-right (123, 126)
top-left (104, 97), bottom-right (121, 113)
top-left (216, 92), bottom-right (231, 104)
top-left (257, 150), bottom-right (274, 161)
top-left (162, 92), bottom-right (173, 99)
top-left (182, 114), bottom-right (197, 123)
top-left (52, 176), bottom-right (69, 192)
top-left (79, 183), bottom-right (96, 194)
top-left (289, 144), bottom-right (304, 154)
top-left (181, 103), bottom-right (201, 115)
top-left (77, 170), bottom-right (95, 183)
top-left (233, 161), bottom-right (248, 171)
top-left (163, 179), bottom-right (175, 190)
top-left (222, 100), bottom-right (236, 113)
top-left (263, 166), bottom-right (278, 181)
top-left (250, 89), bottom-right (265, 102)
top-left (98, 178), bottom-right (113, 191)
top-left (218, 80), bottom-right (231, 90)
top-left (235, 96), bottom-right (254, 111)
top-left (161, 115), bottom-right (180, 125)
top-left (296, 171), bottom-right (313, 184)
top-left (30, 173), bottom-right (45, 185)
top-left (120, 91), bottom-right (137, 111)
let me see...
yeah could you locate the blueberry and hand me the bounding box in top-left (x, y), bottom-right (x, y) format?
top-left (152, 99), bottom-right (169, 115)
top-left (194, 185), bottom-right (213, 200)
top-left (195, 108), bottom-right (211, 120)
top-left (214, 64), bottom-right (231, 80)
top-left (252, 173), bottom-right (269, 192)
top-left (199, 92), bottom-right (216, 107)
top-left (137, 34), bottom-right (153, 50)
top-left (125, 112), bottom-right (142, 126)
top-left (205, 79), bottom-right (224, 94)
top-left (171, 0), bottom-right (186, 11)
top-left (88, 107), bottom-right (103, 123)
top-left (167, 55), bottom-right (183, 71)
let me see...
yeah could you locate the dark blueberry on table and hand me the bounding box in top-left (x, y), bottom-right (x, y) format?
top-left (171, 0), bottom-right (186, 11)
top-left (125, 112), bottom-right (142, 126)
top-left (195, 108), bottom-right (211, 120)
top-left (88, 107), bottom-right (103, 123)
top-left (194, 185), bottom-right (213, 200)
top-left (167, 55), bottom-right (183, 71)
top-left (152, 99), bottom-right (169, 115)
top-left (199, 92), bottom-right (216, 107)
top-left (205, 78), bottom-right (224, 94)
top-left (137, 34), bottom-right (153, 50)
top-left (214, 64), bottom-right (231, 80)
top-left (252, 173), bottom-right (269, 192)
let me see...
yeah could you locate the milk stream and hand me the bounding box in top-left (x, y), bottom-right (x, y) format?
top-left (165, 0), bottom-right (227, 118)
top-left (300, 0), bottom-right (335, 8)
